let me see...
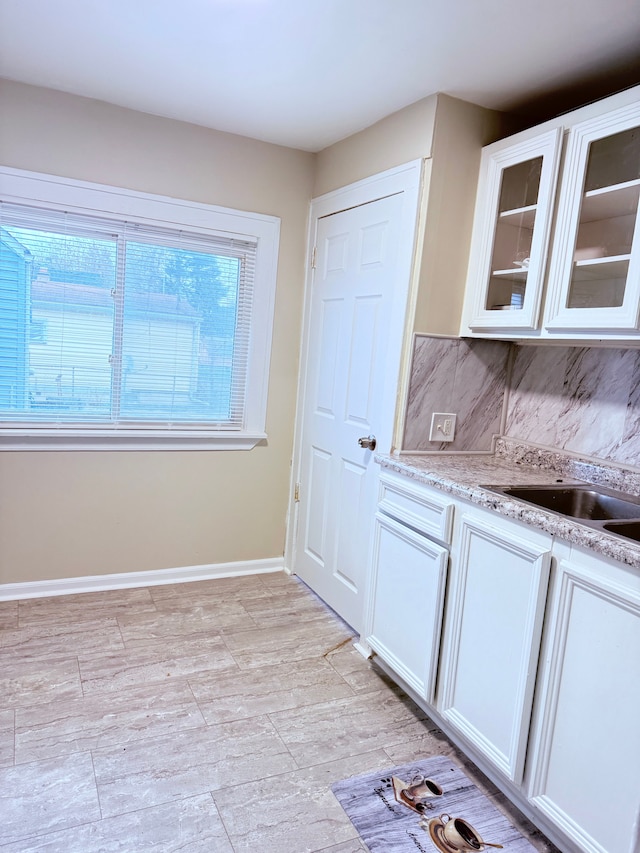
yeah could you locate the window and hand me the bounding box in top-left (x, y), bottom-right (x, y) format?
top-left (0, 168), bottom-right (280, 449)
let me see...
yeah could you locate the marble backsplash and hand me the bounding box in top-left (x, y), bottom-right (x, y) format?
top-left (402, 335), bottom-right (510, 452)
top-left (505, 344), bottom-right (640, 468)
top-left (402, 334), bottom-right (640, 469)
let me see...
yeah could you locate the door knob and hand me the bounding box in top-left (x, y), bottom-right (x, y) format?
top-left (358, 435), bottom-right (377, 451)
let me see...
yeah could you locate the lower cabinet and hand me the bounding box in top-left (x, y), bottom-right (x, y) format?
top-left (365, 470), bottom-right (640, 853)
top-left (437, 508), bottom-right (552, 783)
top-left (527, 544), bottom-right (640, 853)
top-left (365, 511), bottom-right (448, 702)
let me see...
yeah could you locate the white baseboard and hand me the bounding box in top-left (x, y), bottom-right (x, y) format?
top-left (0, 557), bottom-right (285, 601)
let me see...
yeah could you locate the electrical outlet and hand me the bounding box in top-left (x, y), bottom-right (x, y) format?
top-left (429, 412), bottom-right (457, 442)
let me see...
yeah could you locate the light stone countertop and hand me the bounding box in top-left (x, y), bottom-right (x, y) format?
top-left (376, 440), bottom-right (640, 570)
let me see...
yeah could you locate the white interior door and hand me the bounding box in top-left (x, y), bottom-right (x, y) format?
top-left (294, 175), bottom-right (419, 632)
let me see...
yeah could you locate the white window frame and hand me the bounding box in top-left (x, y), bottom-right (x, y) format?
top-left (0, 166), bottom-right (280, 450)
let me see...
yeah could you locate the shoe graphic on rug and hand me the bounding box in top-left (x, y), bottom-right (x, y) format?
top-left (391, 774), bottom-right (443, 814)
top-left (420, 813), bottom-right (504, 852)
top-left (332, 756), bottom-right (532, 853)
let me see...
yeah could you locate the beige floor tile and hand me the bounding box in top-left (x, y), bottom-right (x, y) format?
top-left (212, 749), bottom-right (389, 853)
top-left (93, 714), bottom-right (297, 818)
top-left (382, 724), bottom-right (462, 766)
top-left (241, 586), bottom-right (336, 628)
top-left (0, 619), bottom-right (124, 660)
top-left (257, 571), bottom-right (303, 591)
top-left (0, 574), bottom-right (557, 853)
top-left (243, 574), bottom-right (333, 610)
top-left (221, 617), bottom-right (354, 670)
top-left (316, 841), bottom-right (369, 853)
top-left (15, 680), bottom-right (206, 764)
top-left (326, 645), bottom-right (395, 694)
top-left (0, 601), bottom-right (18, 630)
top-left (149, 575), bottom-right (272, 604)
top-left (116, 603), bottom-right (255, 644)
top-left (189, 656), bottom-right (355, 725)
top-left (0, 752), bottom-right (101, 845)
top-left (0, 709), bottom-right (14, 767)
top-left (78, 633), bottom-right (238, 695)
top-left (17, 588), bottom-right (156, 625)
top-left (0, 657), bottom-right (82, 711)
top-left (0, 793), bottom-right (234, 853)
top-left (269, 687), bottom-right (432, 768)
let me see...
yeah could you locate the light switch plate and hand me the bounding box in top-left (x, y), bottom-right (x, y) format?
top-left (429, 413), bottom-right (456, 442)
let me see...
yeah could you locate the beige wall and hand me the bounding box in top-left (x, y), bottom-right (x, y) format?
top-left (315, 96), bottom-right (506, 338)
top-left (0, 80), bottom-right (315, 584)
top-left (0, 82), bottom-right (510, 587)
top-left (413, 95), bottom-right (506, 335)
top-left (313, 95), bottom-right (438, 197)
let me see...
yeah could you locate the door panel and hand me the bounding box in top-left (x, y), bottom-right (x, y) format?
top-left (335, 459), bottom-right (367, 590)
top-left (315, 299), bottom-right (342, 415)
top-left (346, 296), bottom-right (380, 424)
top-left (304, 446), bottom-right (331, 565)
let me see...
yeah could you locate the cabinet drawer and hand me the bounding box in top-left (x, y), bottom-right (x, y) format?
top-left (378, 471), bottom-right (453, 544)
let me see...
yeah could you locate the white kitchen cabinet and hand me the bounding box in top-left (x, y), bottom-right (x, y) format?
top-left (527, 543), bottom-right (640, 853)
top-left (544, 102), bottom-right (640, 332)
top-left (366, 512), bottom-right (448, 701)
top-left (463, 127), bottom-right (562, 332)
top-left (363, 471), bottom-right (452, 701)
top-left (461, 84), bottom-right (640, 341)
top-left (367, 463), bottom-right (640, 853)
top-left (438, 507), bottom-right (552, 783)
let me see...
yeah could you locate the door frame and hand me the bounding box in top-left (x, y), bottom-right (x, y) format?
top-left (285, 160), bottom-right (425, 578)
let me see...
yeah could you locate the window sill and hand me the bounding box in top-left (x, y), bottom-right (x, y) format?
top-left (0, 430), bottom-right (267, 451)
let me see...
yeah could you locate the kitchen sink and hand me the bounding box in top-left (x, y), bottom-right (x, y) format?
top-left (482, 482), bottom-right (640, 548)
top-left (491, 485), bottom-right (640, 521)
top-left (602, 520), bottom-right (640, 542)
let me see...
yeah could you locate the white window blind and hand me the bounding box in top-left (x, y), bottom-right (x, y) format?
top-left (0, 202), bottom-right (258, 433)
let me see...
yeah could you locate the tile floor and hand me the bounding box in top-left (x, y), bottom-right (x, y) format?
top-left (0, 572), bottom-right (560, 852)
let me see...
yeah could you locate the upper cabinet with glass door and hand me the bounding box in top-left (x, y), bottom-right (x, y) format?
top-left (544, 102), bottom-right (640, 333)
top-left (462, 127), bottom-right (562, 332)
top-left (461, 85), bottom-right (640, 341)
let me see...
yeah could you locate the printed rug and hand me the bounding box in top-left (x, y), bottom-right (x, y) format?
top-left (332, 755), bottom-right (536, 853)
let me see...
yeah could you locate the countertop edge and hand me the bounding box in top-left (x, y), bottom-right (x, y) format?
top-left (376, 453), bottom-right (640, 570)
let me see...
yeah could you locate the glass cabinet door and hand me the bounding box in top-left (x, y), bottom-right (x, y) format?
top-left (465, 127), bottom-right (562, 331)
top-left (545, 104), bottom-right (640, 331)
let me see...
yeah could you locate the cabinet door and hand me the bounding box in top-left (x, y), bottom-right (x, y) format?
top-left (439, 512), bottom-right (551, 783)
top-left (464, 127), bottom-right (562, 332)
top-left (528, 552), bottom-right (640, 853)
top-left (545, 102), bottom-right (640, 332)
top-left (364, 512), bottom-right (448, 702)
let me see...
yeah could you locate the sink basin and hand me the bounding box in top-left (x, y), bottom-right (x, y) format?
top-left (487, 485), bottom-right (640, 521)
top-left (602, 520), bottom-right (640, 542)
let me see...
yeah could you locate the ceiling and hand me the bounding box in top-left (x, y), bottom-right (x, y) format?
top-left (0, 0), bottom-right (639, 152)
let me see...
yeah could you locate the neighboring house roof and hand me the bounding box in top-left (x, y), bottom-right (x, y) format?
top-left (31, 276), bottom-right (200, 320)
top-left (0, 227), bottom-right (33, 259)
